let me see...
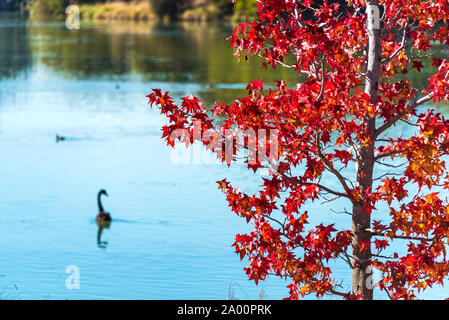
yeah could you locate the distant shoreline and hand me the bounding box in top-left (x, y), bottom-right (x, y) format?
top-left (78, 1), bottom-right (157, 22)
top-left (26, 0), bottom-right (255, 23)
top-left (79, 2), bottom-right (254, 23)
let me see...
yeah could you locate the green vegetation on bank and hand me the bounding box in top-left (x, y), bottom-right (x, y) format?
top-left (79, 1), bottom-right (155, 21)
top-left (181, 0), bottom-right (228, 22)
top-left (29, 0), bottom-right (70, 20)
top-left (25, 0), bottom-right (257, 22)
top-left (232, 0), bottom-right (256, 21)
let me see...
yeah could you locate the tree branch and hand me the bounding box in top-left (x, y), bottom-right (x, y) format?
top-left (381, 22), bottom-right (408, 64)
top-left (367, 229), bottom-right (439, 242)
top-left (374, 93), bottom-right (435, 140)
top-left (374, 150), bottom-right (406, 161)
top-left (315, 132), bottom-right (356, 204)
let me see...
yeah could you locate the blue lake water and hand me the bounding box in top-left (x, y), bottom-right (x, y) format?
top-left (0, 14), bottom-right (294, 300)
top-left (0, 13), bottom-right (447, 300)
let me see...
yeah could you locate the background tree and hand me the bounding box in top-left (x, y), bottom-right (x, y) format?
top-left (148, 0), bottom-right (182, 19)
top-left (232, 0), bottom-right (257, 19)
top-left (148, 0), bottom-right (449, 299)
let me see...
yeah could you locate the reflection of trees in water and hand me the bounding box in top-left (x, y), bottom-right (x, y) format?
top-left (26, 21), bottom-right (299, 85)
top-left (0, 14), bottom-right (32, 79)
top-left (27, 21), bottom-right (201, 81)
top-left (28, 22), bottom-right (133, 79)
top-left (394, 44), bottom-right (448, 97)
top-left (23, 19), bottom-right (446, 104)
top-left (0, 0), bottom-right (25, 10)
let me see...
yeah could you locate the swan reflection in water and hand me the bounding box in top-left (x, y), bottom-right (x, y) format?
top-left (96, 189), bottom-right (112, 248)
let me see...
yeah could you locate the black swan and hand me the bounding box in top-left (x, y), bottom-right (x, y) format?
top-left (96, 189), bottom-right (111, 223)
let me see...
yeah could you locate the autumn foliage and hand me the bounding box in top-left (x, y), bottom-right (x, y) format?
top-left (147, 0), bottom-right (449, 299)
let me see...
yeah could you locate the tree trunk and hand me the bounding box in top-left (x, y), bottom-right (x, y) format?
top-left (352, 0), bottom-right (381, 300)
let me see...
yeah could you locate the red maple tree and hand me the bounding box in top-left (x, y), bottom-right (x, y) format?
top-left (147, 0), bottom-right (449, 299)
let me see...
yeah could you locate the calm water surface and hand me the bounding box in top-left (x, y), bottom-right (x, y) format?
top-left (0, 13), bottom-right (447, 299)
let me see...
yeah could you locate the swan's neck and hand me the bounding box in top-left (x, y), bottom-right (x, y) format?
top-left (98, 193), bottom-right (104, 212)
